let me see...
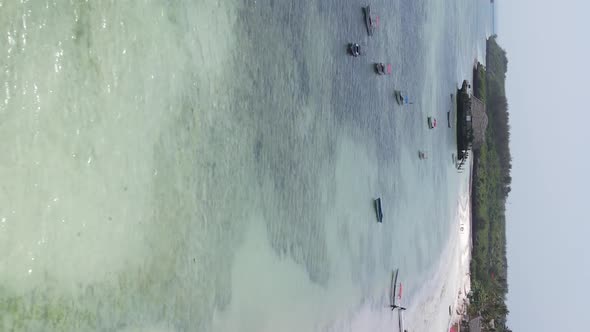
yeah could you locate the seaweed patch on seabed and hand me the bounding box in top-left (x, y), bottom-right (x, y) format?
top-left (253, 124), bottom-right (336, 286)
top-left (247, 71), bottom-right (339, 285)
top-left (248, 92), bottom-right (337, 286)
top-left (233, 1), bottom-right (339, 286)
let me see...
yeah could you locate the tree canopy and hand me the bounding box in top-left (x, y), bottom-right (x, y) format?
top-left (468, 35), bottom-right (512, 332)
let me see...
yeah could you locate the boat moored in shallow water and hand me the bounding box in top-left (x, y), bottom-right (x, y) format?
top-left (394, 90), bottom-right (404, 105)
top-left (363, 5), bottom-right (378, 36)
top-left (375, 63), bottom-right (392, 75)
top-left (348, 43), bottom-right (361, 57)
top-left (374, 198), bottom-right (383, 223)
top-left (394, 90), bottom-right (412, 105)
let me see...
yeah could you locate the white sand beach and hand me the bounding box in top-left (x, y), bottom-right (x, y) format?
top-left (322, 162), bottom-right (474, 332)
top-left (403, 163), bottom-right (473, 332)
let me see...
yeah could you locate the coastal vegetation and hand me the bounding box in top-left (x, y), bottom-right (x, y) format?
top-left (467, 36), bottom-right (512, 332)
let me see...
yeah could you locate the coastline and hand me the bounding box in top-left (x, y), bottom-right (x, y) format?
top-left (446, 157), bottom-right (474, 331)
top-left (309, 157), bottom-right (475, 332)
top-left (393, 158), bottom-right (474, 332)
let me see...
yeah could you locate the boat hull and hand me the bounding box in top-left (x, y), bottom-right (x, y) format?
top-left (374, 198), bottom-right (383, 223)
top-left (363, 6), bottom-right (374, 36)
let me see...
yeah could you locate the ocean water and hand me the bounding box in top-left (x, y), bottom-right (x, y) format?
top-left (0, 0), bottom-right (490, 331)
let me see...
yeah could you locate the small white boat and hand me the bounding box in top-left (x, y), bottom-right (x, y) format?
top-left (447, 111), bottom-right (451, 127)
top-left (398, 309), bottom-right (406, 332)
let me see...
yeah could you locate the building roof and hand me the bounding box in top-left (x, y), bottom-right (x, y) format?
top-left (469, 316), bottom-right (482, 332)
top-left (470, 96), bottom-right (488, 148)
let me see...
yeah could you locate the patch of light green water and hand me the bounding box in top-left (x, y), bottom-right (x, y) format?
top-left (0, 0), bottom-right (247, 331)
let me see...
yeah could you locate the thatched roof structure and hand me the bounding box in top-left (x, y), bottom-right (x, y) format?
top-left (470, 96), bottom-right (488, 149)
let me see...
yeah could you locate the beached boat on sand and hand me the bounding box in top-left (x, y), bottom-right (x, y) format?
top-left (399, 309), bottom-right (406, 332)
top-left (390, 269), bottom-right (404, 307)
top-left (389, 269), bottom-right (407, 331)
top-left (394, 270), bottom-right (406, 331)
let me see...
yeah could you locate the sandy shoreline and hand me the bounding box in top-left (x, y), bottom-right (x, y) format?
top-left (337, 159), bottom-right (475, 332)
top-left (402, 158), bottom-right (474, 332)
top-left (445, 158), bottom-right (475, 332)
top-left (449, 159), bottom-right (473, 329)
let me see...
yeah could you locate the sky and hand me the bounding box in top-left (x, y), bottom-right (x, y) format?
top-left (498, 0), bottom-right (590, 331)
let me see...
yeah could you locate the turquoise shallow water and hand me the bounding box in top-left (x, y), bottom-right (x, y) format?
top-left (0, 0), bottom-right (490, 331)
